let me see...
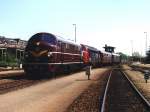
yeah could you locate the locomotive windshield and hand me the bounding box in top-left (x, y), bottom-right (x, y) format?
top-left (29, 33), bottom-right (56, 45)
top-left (24, 33), bottom-right (57, 63)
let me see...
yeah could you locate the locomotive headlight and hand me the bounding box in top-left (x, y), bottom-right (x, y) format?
top-left (24, 52), bottom-right (29, 58)
top-left (48, 52), bottom-right (52, 57)
top-left (25, 54), bottom-right (28, 58)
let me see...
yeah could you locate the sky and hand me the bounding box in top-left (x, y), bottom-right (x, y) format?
top-left (0, 0), bottom-right (150, 56)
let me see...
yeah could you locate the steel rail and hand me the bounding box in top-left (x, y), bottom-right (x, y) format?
top-left (100, 70), bottom-right (112, 112)
top-left (122, 71), bottom-right (150, 109)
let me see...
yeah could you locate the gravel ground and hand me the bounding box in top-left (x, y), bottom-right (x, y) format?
top-left (66, 70), bottom-right (109, 112)
top-left (122, 65), bottom-right (150, 102)
top-left (0, 68), bottom-right (109, 112)
top-left (106, 70), bottom-right (148, 112)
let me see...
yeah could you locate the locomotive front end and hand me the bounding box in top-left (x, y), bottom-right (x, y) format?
top-left (23, 33), bottom-right (57, 75)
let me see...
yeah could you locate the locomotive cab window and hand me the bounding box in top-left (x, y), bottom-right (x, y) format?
top-left (42, 34), bottom-right (57, 45)
top-left (29, 33), bottom-right (57, 45)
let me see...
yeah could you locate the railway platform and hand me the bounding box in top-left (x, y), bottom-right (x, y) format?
top-left (0, 68), bottom-right (108, 112)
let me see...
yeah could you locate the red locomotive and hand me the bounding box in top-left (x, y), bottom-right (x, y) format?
top-left (23, 32), bottom-right (87, 75)
top-left (81, 44), bottom-right (100, 67)
top-left (23, 32), bottom-right (120, 76)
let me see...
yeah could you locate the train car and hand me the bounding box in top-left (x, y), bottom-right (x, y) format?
top-left (81, 44), bottom-right (100, 67)
top-left (23, 32), bottom-right (83, 75)
top-left (112, 53), bottom-right (120, 64)
top-left (80, 44), bottom-right (90, 65)
top-left (100, 51), bottom-right (112, 65)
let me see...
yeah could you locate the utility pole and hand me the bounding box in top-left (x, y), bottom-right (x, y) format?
top-left (73, 24), bottom-right (76, 42)
top-left (131, 40), bottom-right (133, 56)
top-left (131, 40), bottom-right (133, 63)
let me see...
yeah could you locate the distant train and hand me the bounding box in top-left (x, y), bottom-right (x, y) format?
top-left (23, 32), bottom-right (120, 76)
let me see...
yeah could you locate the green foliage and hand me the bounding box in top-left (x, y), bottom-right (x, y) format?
top-left (118, 52), bottom-right (128, 59)
top-left (0, 61), bottom-right (8, 67)
top-left (6, 52), bottom-right (16, 63)
top-left (132, 52), bottom-right (142, 62)
top-left (0, 51), bottom-right (19, 67)
top-left (132, 52), bottom-right (141, 57)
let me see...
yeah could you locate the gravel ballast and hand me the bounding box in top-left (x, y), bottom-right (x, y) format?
top-left (122, 65), bottom-right (150, 103)
top-left (66, 70), bottom-right (109, 112)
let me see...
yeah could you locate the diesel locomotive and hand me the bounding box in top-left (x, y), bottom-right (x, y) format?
top-left (23, 32), bottom-right (120, 76)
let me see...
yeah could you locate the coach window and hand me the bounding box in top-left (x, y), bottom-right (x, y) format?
top-left (74, 46), bottom-right (76, 53)
top-left (78, 46), bottom-right (80, 52)
top-left (70, 45), bottom-right (73, 52)
top-left (66, 43), bottom-right (68, 49)
top-left (65, 44), bottom-right (69, 52)
top-left (71, 45), bottom-right (74, 53)
top-left (75, 46), bottom-right (78, 53)
top-left (77, 46), bottom-right (80, 52)
top-left (62, 43), bottom-right (66, 52)
top-left (58, 41), bottom-right (61, 50)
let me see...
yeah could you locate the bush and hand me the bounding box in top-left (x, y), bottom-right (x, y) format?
top-left (0, 61), bottom-right (8, 67)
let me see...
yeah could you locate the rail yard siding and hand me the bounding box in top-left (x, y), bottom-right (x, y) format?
top-left (122, 65), bottom-right (150, 102)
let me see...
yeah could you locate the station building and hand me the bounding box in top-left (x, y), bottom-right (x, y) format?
top-left (0, 36), bottom-right (27, 67)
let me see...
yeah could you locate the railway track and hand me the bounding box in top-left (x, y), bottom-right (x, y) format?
top-left (65, 70), bottom-right (110, 112)
top-left (0, 75), bottom-right (49, 94)
top-left (130, 65), bottom-right (150, 73)
top-left (100, 69), bottom-right (150, 112)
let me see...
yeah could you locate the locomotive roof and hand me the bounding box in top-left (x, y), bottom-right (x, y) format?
top-left (111, 53), bottom-right (120, 56)
top-left (55, 35), bottom-right (81, 47)
top-left (81, 44), bottom-right (99, 52)
top-left (101, 51), bottom-right (120, 56)
top-left (100, 50), bottom-right (112, 55)
top-left (32, 32), bottom-right (81, 47)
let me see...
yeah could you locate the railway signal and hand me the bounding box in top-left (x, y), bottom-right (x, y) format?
top-left (144, 70), bottom-right (149, 83)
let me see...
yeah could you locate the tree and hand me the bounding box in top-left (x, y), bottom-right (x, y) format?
top-left (132, 52), bottom-right (140, 57)
top-left (118, 52), bottom-right (129, 63)
top-left (132, 51), bottom-right (142, 62)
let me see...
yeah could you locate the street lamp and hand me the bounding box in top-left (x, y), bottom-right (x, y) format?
top-left (144, 32), bottom-right (147, 55)
top-left (73, 24), bottom-right (76, 42)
